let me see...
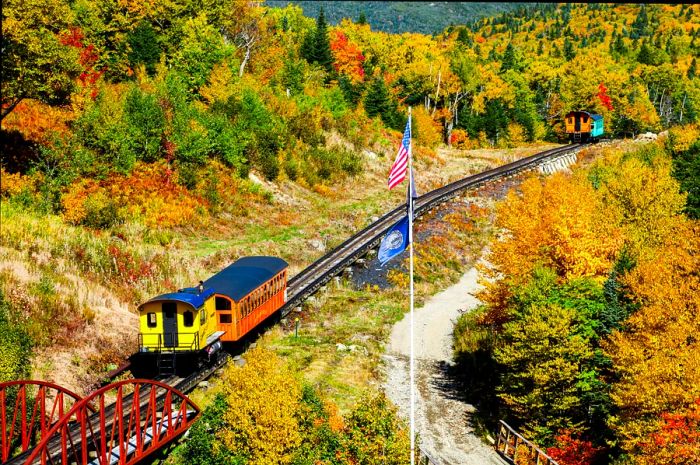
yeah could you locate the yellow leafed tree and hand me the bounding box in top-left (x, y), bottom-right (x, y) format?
top-left (220, 346), bottom-right (302, 465)
top-left (604, 222), bottom-right (700, 457)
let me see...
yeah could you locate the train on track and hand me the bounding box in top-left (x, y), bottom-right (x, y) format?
top-left (134, 256), bottom-right (288, 374)
top-left (564, 110), bottom-right (604, 142)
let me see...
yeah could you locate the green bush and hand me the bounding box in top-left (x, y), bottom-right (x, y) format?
top-left (82, 191), bottom-right (124, 229)
top-left (123, 86), bottom-right (166, 163)
top-left (177, 393), bottom-right (245, 465)
top-left (0, 290), bottom-right (33, 382)
top-left (303, 145), bottom-right (363, 183)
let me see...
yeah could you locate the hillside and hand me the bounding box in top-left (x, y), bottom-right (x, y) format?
top-left (265, 1), bottom-right (534, 34)
top-left (1, 1), bottom-right (700, 464)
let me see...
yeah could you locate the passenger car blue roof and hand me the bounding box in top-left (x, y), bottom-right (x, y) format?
top-left (139, 288), bottom-right (215, 311)
top-left (204, 256), bottom-right (288, 302)
top-left (590, 114), bottom-right (603, 121)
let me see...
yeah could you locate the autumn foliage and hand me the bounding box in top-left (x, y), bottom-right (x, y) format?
top-left (597, 83), bottom-right (613, 112)
top-left (636, 399), bottom-right (700, 464)
top-left (61, 162), bottom-right (208, 228)
top-left (330, 30), bottom-right (365, 83)
top-left (546, 431), bottom-right (604, 465)
top-left (455, 141), bottom-right (698, 463)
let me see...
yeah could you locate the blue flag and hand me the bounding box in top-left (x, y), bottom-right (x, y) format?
top-left (378, 216), bottom-right (410, 265)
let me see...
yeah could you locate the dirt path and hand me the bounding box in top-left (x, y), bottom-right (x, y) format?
top-left (383, 265), bottom-right (506, 465)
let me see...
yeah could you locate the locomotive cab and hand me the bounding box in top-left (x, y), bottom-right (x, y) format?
top-left (138, 287), bottom-right (222, 353)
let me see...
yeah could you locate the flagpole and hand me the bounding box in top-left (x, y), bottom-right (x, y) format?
top-left (407, 107), bottom-right (415, 465)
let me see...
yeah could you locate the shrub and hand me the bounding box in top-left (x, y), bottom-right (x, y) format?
top-left (342, 392), bottom-right (411, 465)
top-left (0, 290), bottom-right (32, 382)
top-left (177, 393), bottom-right (244, 465)
top-left (303, 145), bottom-right (363, 184)
top-left (220, 347), bottom-right (303, 465)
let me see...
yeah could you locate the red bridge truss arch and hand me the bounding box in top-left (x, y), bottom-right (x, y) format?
top-left (1, 379), bottom-right (199, 465)
top-left (0, 380), bottom-right (93, 463)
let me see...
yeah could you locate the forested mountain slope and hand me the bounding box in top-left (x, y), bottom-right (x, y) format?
top-left (266, 1), bottom-right (533, 34)
top-left (1, 5), bottom-right (699, 463)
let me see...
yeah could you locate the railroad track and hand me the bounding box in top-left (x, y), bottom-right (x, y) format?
top-left (282, 143), bottom-right (582, 315)
top-left (6, 143), bottom-right (580, 465)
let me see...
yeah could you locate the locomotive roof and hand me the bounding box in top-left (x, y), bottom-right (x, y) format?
top-left (203, 256), bottom-right (289, 302)
top-left (139, 288), bottom-right (215, 311)
top-left (565, 110), bottom-right (603, 121)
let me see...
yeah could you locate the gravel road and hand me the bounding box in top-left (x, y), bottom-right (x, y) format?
top-left (383, 265), bottom-right (506, 465)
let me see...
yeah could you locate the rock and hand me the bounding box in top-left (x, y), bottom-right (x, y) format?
top-left (309, 239), bottom-right (325, 251)
top-left (336, 343), bottom-right (347, 351)
top-left (198, 381), bottom-right (209, 388)
top-left (248, 172), bottom-right (264, 185)
top-left (371, 216), bottom-right (380, 223)
top-left (363, 149), bottom-right (378, 159)
top-left (234, 356), bottom-right (246, 367)
top-left (635, 131), bottom-right (658, 141)
top-left (280, 318), bottom-right (288, 325)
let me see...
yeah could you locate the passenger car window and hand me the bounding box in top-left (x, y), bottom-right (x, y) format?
top-left (200, 309), bottom-right (206, 324)
top-left (216, 297), bottom-right (231, 310)
top-left (220, 314), bottom-right (232, 324)
top-left (147, 312), bottom-right (157, 328)
top-left (183, 311), bottom-right (194, 327)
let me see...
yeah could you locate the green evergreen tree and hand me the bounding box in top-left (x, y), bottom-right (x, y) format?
top-left (313, 8), bottom-right (334, 74)
top-left (500, 42), bottom-right (518, 73)
top-left (689, 57), bottom-right (697, 80)
top-left (613, 34), bottom-right (627, 55)
top-left (670, 140), bottom-right (700, 219)
top-left (600, 250), bottom-right (638, 334)
top-left (487, 47), bottom-right (498, 62)
top-left (457, 27), bottom-right (471, 46)
top-left (631, 5), bottom-right (649, 39)
top-left (357, 11), bottom-right (367, 25)
top-left (563, 37), bottom-right (575, 60)
top-left (364, 75), bottom-right (389, 119)
top-left (301, 8), bottom-right (334, 75)
top-left (551, 43), bottom-right (561, 59)
top-left (338, 75), bottom-right (362, 107)
top-left (127, 22), bottom-right (161, 75)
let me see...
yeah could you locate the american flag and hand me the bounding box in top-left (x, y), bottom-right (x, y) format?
top-left (388, 118), bottom-right (411, 190)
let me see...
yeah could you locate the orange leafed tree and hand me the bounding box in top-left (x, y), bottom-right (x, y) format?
top-left (636, 400), bottom-right (700, 465)
top-left (330, 30), bottom-right (365, 83)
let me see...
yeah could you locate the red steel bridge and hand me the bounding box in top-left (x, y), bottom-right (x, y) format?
top-left (1, 144), bottom-right (582, 465)
top-left (1, 379), bottom-right (199, 465)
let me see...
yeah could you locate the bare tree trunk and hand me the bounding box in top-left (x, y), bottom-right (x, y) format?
top-left (680, 92), bottom-right (686, 123)
top-left (0, 97), bottom-right (23, 122)
top-left (433, 69), bottom-right (442, 116)
top-left (239, 46), bottom-right (251, 77)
